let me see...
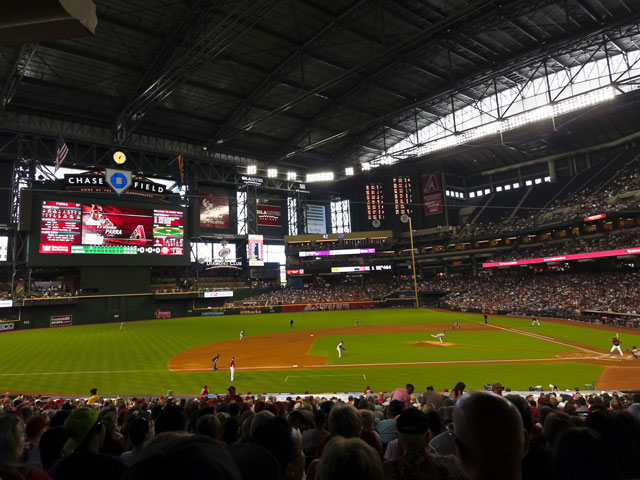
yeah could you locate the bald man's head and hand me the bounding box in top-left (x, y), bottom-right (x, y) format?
top-left (453, 391), bottom-right (528, 480)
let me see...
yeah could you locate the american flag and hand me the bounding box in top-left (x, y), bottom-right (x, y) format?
top-left (55, 135), bottom-right (69, 172)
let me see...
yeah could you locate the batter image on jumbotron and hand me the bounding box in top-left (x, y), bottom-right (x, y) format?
top-left (81, 204), bottom-right (153, 246)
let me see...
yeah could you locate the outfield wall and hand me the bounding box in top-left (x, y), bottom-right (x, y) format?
top-left (0, 297), bottom-right (411, 331)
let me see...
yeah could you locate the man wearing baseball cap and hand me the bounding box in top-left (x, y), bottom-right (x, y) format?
top-left (225, 386), bottom-right (243, 404)
top-left (50, 407), bottom-right (125, 480)
top-left (384, 408), bottom-right (463, 480)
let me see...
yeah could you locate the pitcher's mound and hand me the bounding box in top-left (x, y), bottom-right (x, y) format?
top-left (413, 341), bottom-right (456, 347)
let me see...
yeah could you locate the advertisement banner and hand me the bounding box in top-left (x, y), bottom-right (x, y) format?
top-left (482, 246), bottom-right (640, 268)
top-left (423, 193), bottom-right (443, 216)
top-left (203, 291), bottom-right (234, 298)
top-left (247, 234), bottom-right (264, 266)
top-left (257, 204), bottom-right (282, 227)
top-left (281, 301), bottom-right (374, 313)
top-left (200, 194), bottom-right (229, 229)
top-left (0, 322), bottom-right (15, 332)
top-left (50, 315), bottom-right (72, 327)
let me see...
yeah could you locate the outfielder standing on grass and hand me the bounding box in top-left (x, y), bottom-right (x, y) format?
top-left (611, 335), bottom-right (623, 356)
top-left (337, 341), bottom-right (345, 358)
top-left (240, 329), bottom-right (245, 340)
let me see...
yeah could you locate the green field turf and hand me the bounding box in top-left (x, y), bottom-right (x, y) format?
top-left (0, 309), bottom-right (619, 395)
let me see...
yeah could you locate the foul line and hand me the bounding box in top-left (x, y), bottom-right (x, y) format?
top-left (485, 323), bottom-right (602, 355)
top-left (285, 374), bottom-right (366, 382)
top-left (0, 356), bottom-right (604, 377)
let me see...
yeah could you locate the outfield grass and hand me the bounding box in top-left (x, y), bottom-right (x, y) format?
top-left (0, 309), bottom-right (619, 395)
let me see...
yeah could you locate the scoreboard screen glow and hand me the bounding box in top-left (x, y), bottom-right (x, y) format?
top-left (39, 201), bottom-right (184, 256)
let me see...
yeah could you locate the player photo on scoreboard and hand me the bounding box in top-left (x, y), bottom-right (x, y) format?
top-left (81, 204), bottom-right (153, 246)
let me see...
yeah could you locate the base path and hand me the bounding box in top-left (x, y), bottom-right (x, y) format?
top-left (596, 365), bottom-right (640, 389)
top-left (168, 323), bottom-right (485, 371)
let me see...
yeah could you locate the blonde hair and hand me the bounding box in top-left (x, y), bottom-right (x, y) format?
top-left (359, 409), bottom-right (376, 431)
top-left (328, 404), bottom-right (362, 438)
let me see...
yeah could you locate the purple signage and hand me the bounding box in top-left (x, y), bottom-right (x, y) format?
top-left (299, 248), bottom-right (375, 257)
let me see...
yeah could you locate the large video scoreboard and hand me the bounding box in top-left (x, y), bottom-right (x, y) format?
top-left (30, 195), bottom-right (189, 266)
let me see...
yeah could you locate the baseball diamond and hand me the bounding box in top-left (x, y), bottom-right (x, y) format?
top-left (0, 309), bottom-right (637, 395)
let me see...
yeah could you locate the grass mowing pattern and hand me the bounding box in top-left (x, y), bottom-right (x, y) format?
top-left (0, 309), bottom-right (615, 394)
top-left (311, 331), bottom-right (572, 365)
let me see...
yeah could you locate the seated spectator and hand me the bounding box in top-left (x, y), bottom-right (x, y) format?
top-left (225, 386), bottom-right (243, 404)
top-left (543, 411), bottom-right (582, 448)
top-left (0, 414), bottom-right (51, 480)
top-left (359, 409), bottom-right (383, 459)
top-left (383, 408), bottom-right (464, 480)
top-left (585, 410), bottom-right (640, 477)
top-left (120, 414), bottom-right (152, 466)
top-left (420, 386), bottom-right (443, 409)
top-left (316, 437), bottom-right (384, 480)
top-left (122, 433), bottom-right (241, 480)
top-left (302, 410), bottom-right (328, 458)
top-left (505, 394), bottom-right (551, 480)
top-left (38, 427), bottom-right (68, 472)
top-left (552, 428), bottom-right (624, 479)
top-left (154, 404), bottom-right (185, 434)
top-left (99, 408), bottom-right (123, 455)
top-left (24, 415), bottom-right (48, 468)
top-left (227, 443), bottom-right (280, 480)
top-left (251, 417), bottom-right (305, 480)
top-left (50, 407), bottom-right (126, 480)
top-left (377, 400), bottom-right (404, 448)
top-left (453, 391), bottom-right (528, 480)
top-left (196, 413), bottom-right (222, 441)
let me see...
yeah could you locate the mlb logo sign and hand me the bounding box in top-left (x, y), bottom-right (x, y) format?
top-left (422, 172), bottom-right (441, 194)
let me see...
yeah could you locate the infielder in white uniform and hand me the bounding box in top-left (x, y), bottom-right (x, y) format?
top-left (431, 332), bottom-right (446, 344)
top-left (240, 330), bottom-right (245, 340)
top-left (531, 317), bottom-right (540, 326)
top-left (337, 341), bottom-right (345, 358)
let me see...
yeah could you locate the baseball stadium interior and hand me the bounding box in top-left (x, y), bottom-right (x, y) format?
top-left (2, 1), bottom-right (640, 479)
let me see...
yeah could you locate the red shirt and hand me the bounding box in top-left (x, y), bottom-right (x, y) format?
top-left (230, 358), bottom-right (235, 367)
top-left (613, 338), bottom-right (620, 346)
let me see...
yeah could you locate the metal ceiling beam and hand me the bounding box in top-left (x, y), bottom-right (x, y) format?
top-left (224, 0), bottom-right (501, 144)
top-left (208, 0), bottom-right (372, 147)
top-left (114, 0), bottom-right (278, 144)
top-left (278, 0), bottom-right (561, 160)
top-left (296, 18), bottom-right (640, 164)
top-left (0, 44), bottom-right (37, 118)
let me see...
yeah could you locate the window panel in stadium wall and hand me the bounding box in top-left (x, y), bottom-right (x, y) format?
top-left (421, 172), bottom-right (443, 216)
top-left (199, 193), bottom-right (229, 229)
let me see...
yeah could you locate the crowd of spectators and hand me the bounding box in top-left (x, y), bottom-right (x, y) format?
top-left (243, 267), bottom-right (640, 317)
top-left (453, 157), bottom-right (640, 240)
top-left (247, 283), bottom-right (394, 305)
top-left (419, 272), bottom-right (640, 317)
top-left (485, 228), bottom-right (640, 263)
top-left (2, 385), bottom-right (640, 480)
